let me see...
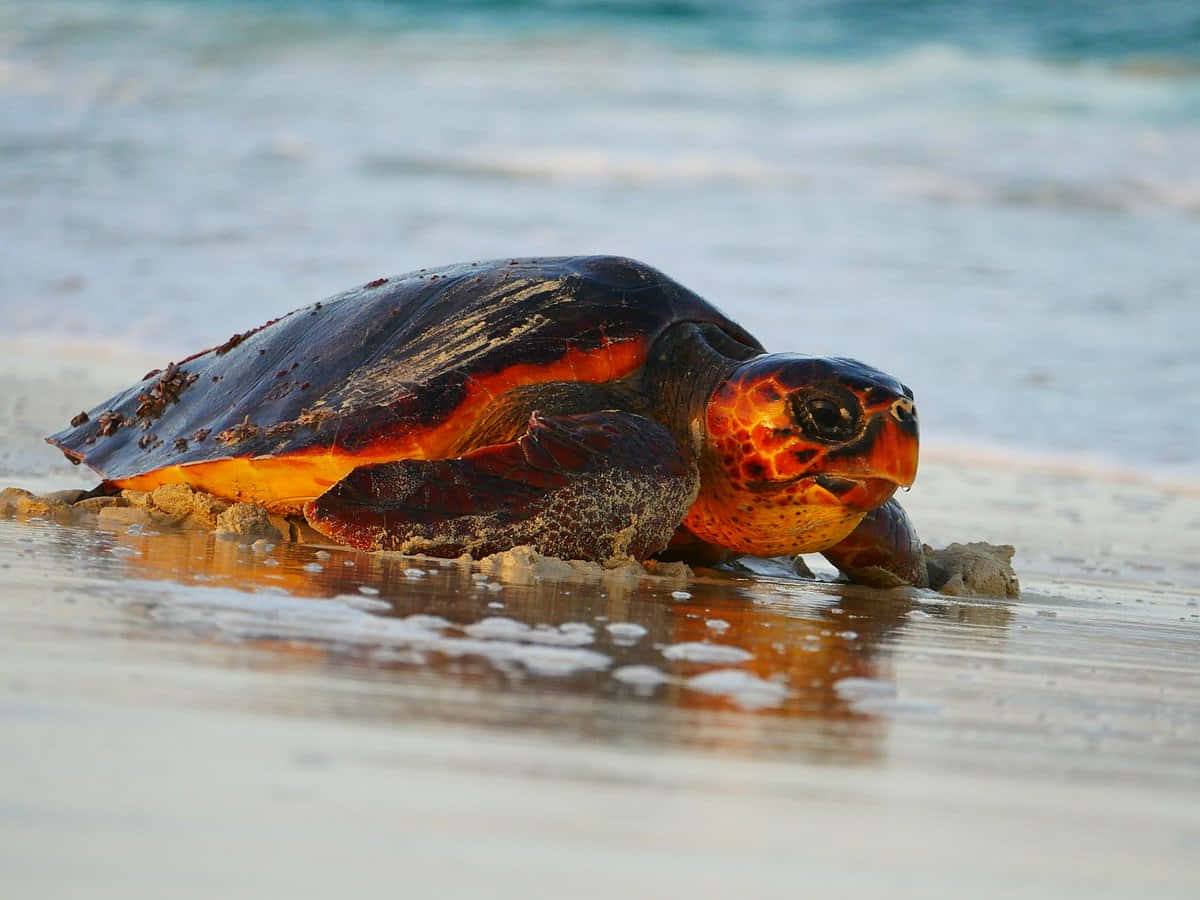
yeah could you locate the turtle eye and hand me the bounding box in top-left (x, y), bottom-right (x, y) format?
top-left (793, 393), bottom-right (860, 443)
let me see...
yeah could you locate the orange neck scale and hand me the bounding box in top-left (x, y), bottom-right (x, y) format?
top-left (682, 466), bottom-right (880, 557)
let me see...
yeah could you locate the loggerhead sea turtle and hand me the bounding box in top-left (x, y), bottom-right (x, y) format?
top-left (48, 256), bottom-right (927, 585)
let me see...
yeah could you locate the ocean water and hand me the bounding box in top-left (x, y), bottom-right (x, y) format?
top-left (2, 0), bottom-right (1199, 478)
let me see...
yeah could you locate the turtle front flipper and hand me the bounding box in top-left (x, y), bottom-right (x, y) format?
top-left (303, 411), bottom-right (698, 561)
top-left (821, 499), bottom-right (928, 588)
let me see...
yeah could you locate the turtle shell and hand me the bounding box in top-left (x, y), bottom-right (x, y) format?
top-left (48, 256), bottom-right (761, 510)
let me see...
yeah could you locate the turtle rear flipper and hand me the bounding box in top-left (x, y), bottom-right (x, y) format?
top-left (821, 499), bottom-right (929, 588)
top-left (303, 411), bottom-right (698, 561)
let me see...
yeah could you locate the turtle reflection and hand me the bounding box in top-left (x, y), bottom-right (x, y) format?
top-left (32, 515), bottom-right (1012, 759)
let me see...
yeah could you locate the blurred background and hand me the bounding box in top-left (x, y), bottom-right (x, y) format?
top-left (2, 0), bottom-right (1198, 479)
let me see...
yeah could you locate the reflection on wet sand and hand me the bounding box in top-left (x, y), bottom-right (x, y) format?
top-left (16, 511), bottom-right (1013, 762)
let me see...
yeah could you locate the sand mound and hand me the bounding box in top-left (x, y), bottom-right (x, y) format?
top-left (641, 559), bottom-right (692, 581)
top-left (925, 542), bottom-right (1020, 599)
top-left (0, 487), bottom-right (72, 520)
top-left (122, 484), bottom-right (231, 528)
top-left (2, 484), bottom-right (282, 543)
top-left (214, 503), bottom-right (282, 543)
top-left (476, 545), bottom-right (693, 584)
top-left (478, 545), bottom-right (578, 582)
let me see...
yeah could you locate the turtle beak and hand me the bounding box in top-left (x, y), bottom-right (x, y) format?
top-left (823, 397), bottom-right (919, 493)
top-left (871, 396), bottom-right (919, 488)
top-left (808, 402), bottom-right (918, 512)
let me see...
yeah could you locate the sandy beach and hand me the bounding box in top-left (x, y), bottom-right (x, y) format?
top-left (2, 346), bottom-right (1198, 899)
top-left (4, 2), bottom-right (1199, 896)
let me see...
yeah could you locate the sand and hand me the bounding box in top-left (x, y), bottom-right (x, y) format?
top-left (2, 347), bottom-right (1199, 899)
top-left (1, 483), bottom-right (1020, 598)
top-left (926, 541), bottom-right (1020, 597)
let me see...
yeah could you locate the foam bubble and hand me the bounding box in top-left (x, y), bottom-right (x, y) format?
top-left (606, 622), bottom-right (648, 645)
top-left (661, 642), bottom-right (753, 664)
top-left (684, 670), bottom-right (788, 710)
top-left (612, 665), bottom-right (672, 688)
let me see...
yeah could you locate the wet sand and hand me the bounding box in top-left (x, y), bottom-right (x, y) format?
top-left (2, 350), bottom-right (1199, 898)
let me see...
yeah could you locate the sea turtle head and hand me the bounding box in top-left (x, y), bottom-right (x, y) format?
top-left (683, 354), bottom-right (919, 557)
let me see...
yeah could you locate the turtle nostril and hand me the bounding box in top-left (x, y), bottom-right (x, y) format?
top-left (890, 397), bottom-right (916, 425)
